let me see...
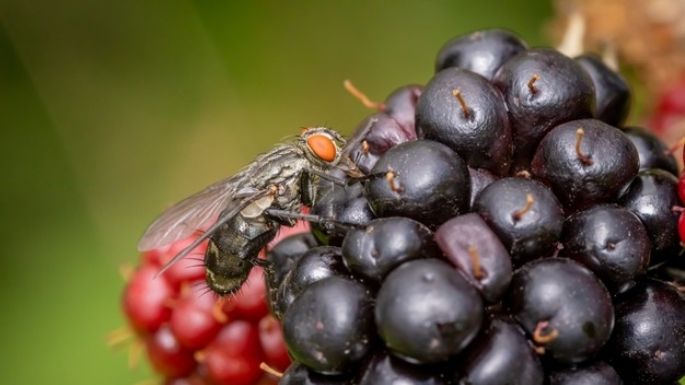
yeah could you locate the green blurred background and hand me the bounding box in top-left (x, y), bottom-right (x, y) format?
top-left (0, 1), bottom-right (555, 384)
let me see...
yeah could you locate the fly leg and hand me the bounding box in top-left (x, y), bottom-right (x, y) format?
top-left (264, 208), bottom-right (362, 233)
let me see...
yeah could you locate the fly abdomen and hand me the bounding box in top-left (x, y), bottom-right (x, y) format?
top-left (204, 214), bottom-right (278, 295)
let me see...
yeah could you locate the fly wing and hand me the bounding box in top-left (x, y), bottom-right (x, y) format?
top-left (154, 187), bottom-right (275, 275)
top-left (137, 175), bottom-right (240, 252)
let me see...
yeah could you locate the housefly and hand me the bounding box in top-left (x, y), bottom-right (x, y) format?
top-left (137, 127), bottom-right (356, 295)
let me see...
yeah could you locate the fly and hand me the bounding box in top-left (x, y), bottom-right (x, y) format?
top-left (137, 127), bottom-right (357, 295)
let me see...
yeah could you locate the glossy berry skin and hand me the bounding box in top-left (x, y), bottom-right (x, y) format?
top-left (259, 315), bottom-right (291, 372)
top-left (346, 113), bottom-right (417, 174)
top-left (618, 169), bottom-right (681, 259)
top-left (506, 258), bottom-right (614, 364)
top-left (275, 246), bottom-right (348, 319)
top-left (434, 213), bottom-right (512, 302)
top-left (204, 320), bottom-right (264, 385)
top-left (311, 182), bottom-right (375, 245)
top-left (561, 204), bottom-right (651, 293)
top-left (531, 119), bottom-right (639, 211)
top-left (547, 361), bottom-right (623, 385)
top-left (467, 167), bottom-right (497, 208)
top-left (375, 258), bottom-right (483, 364)
top-left (493, 48), bottom-right (595, 167)
top-left (383, 84), bottom-right (422, 133)
top-left (357, 350), bottom-right (448, 385)
top-left (416, 68), bottom-right (512, 175)
top-left (341, 217), bottom-right (437, 282)
top-left (622, 127), bottom-right (678, 175)
top-left (678, 174), bottom-right (685, 204)
top-left (576, 54), bottom-right (631, 126)
top-left (606, 280), bottom-right (685, 385)
top-left (453, 317), bottom-right (544, 385)
top-left (365, 140), bottom-right (471, 227)
top-left (222, 266), bottom-right (269, 322)
top-left (145, 325), bottom-right (197, 378)
top-left (123, 264), bottom-right (174, 334)
top-left (435, 29), bottom-right (527, 80)
top-left (279, 364), bottom-right (351, 385)
top-left (265, 232), bottom-right (318, 316)
top-left (170, 285), bottom-right (223, 350)
top-left (473, 177), bottom-right (564, 265)
top-left (283, 276), bottom-right (374, 374)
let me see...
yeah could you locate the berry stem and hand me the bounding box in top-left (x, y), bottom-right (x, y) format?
top-left (575, 128), bottom-right (594, 165)
top-left (343, 79), bottom-right (385, 111)
top-left (260, 362), bottom-right (284, 378)
top-left (512, 193), bottom-right (535, 221)
top-left (212, 300), bottom-right (229, 323)
top-left (128, 340), bottom-right (144, 369)
top-left (532, 320), bottom-right (559, 345)
top-left (106, 326), bottom-right (133, 348)
top-left (385, 168), bottom-right (402, 193)
top-left (361, 140), bottom-right (370, 154)
top-left (527, 74), bottom-right (540, 94)
top-left (452, 89), bottom-right (471, 118)
top-left (467, 244), bottom-right (484, 280)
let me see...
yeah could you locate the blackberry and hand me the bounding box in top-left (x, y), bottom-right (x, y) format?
top-left (547, 361), bottom-right (623, 385)
top-left (492, 48), bottom-right (595, 168)
top-left (622, 127), bottom-right (678, 175)
top-left (435, 29), bottom-right (527, 80)
top-left (560, 204), bottom-right (650, 292)
top-left (606, 280), bottom-right (685, 385)
top-left (619, 169), bottom-right (681, 260)
top-left (531, 119), bottom-right (639, 211)
top-left (364, 139), bottom-right (470, 227)
top-left (282, 276), bottom-right (374, 374)
top-left (416, 67), bottom-right (512, 175)
top-left (505, 258), bottom-right (614, 364)
top-left (434, 213), bottom-right (512, 302)
top-left (341, 217), bottom-right (437, 283)
top-left (374, 259), bottom-right (483, 364)
top-left (452, 317), bottom-right (544, 385)
top-left (126, 27), bottom-right (685, 385)
top-left (575, 54), bottom-right (631, 127)
top-left (473, 177), bottom-right (564, 265)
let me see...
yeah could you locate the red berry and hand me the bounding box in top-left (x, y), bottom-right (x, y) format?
top-left (146, 325), bottom-right (197, 378)
top-left (258, 315), bottom-right (291, 372)
top-left (161, 237), bottom-right (208, 288)
top-left (222, 267), bottom-right (269, 322)
top-left (123, 264), bottom-right (174, 334)
top-left (679, 174), bottom-right (685, 204)
top-left (170, 285), bottom-right (223, 350)
top-left (205, 321), bottom-right (264, 385)
top-left (652, 76), bottom-right (685, 133)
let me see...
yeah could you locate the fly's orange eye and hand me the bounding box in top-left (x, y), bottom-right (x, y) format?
top-left (306, 134), bottom-right (337, 162)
